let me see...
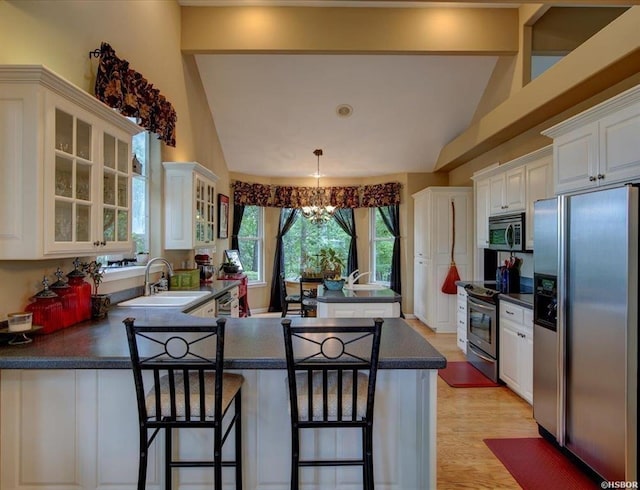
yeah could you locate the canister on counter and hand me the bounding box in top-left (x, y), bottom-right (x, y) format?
top-left (50, 267), bottom-right (79, 327)
top-left (25, 277), bottom-right (65, 334)
top-left (67, 258), bottom-right (91, 322)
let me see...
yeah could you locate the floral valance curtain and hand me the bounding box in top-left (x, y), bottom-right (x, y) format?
top-left (94, 42), bottom-right (177, 147)
top-left (232, 181), bottom-right (400, 208)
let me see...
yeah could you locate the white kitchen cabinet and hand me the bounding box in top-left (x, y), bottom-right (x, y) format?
top-left (456, 285), bottom-right (467, 353)
top-left (412, 187), bottom-right (473, 333)
top-left (544, 85), bottom-right (640, 194)
top-left (413, 258), bottom-right (428, 324)
top-left (499, 300), bottom-right (533, 404)
top-left (489, 166), bottom-right (525, 216)
top-left (163, 162), bottom-right (219, 250)
top-left (413, 191), bottom-right (428, 259)
top-left (0, 65), bottom-right (141, 259)
top-left (189, 297), bottom-right (216, 317)
top-left (523, 146), bottom-right (553, 250)
top-left (475, 177), bottom-right (491, 249)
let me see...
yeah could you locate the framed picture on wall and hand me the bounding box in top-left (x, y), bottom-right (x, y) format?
top-left (223, 249), bottom-right (243, 272)
top-left (218, 194), bottom-right (229, 239)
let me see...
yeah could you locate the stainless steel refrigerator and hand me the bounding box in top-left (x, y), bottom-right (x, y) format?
top-left (533, 185), bottom-right (638, 482)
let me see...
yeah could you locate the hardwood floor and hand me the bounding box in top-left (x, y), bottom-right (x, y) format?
top-left (406, 318), bottom-right (539, 489)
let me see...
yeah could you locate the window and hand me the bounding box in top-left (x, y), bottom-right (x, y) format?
top-left (237, 205), bottom-right (263, 283)
top-left (371, 209), bottom-right (393, 284)
top-left (131, 131), bottom-right (149, 254)
top-left (283, 214), bottom-right (349, 279)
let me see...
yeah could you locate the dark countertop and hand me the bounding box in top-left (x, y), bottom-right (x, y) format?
top-left (498, 293), bottom-right (534, 309)
top-left (0, 304), bottom-right (445, 371)
top-left (315, 286), bottom-right (401, 303)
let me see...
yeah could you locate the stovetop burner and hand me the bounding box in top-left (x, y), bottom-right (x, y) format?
top-left (464, 283), bottom-right (500, 303)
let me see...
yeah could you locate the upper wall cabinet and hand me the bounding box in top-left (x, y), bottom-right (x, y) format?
top-left (488, 166), bottom-right (526, 216)
top-left (472, 146), bottom-right (553, 253)
top-left (543, 84), bottom-right (640, 194)
top-left (0, 65), bottom-right (141, 260)
top-left (163, 162), bottom-right (219, 250)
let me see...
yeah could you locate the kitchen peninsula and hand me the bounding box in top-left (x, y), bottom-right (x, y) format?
top-left (0, 300), bottom-right (443, 490)
top-left (315, 285), bottom-right (402, 318)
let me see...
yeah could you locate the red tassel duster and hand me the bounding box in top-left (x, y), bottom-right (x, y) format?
top-left (442, 200), bottom-right (460, 294)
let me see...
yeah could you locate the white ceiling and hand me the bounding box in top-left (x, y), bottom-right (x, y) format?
top-left (196, 53), bottom-right (498, 177)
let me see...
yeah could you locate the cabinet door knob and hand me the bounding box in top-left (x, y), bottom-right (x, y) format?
top-left (597, 174), bottom-right (605, 180)
top-left (589, 175), bottom-right (597, 182)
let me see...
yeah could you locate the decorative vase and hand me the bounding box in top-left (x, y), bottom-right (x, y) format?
top-left (91, 294), bottom-right (111, 320)
top-left (323, 278), bottom-right (345, 291)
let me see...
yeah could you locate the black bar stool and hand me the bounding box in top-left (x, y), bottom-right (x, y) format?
top-left (124, 317), bottom-right (244, 489)
top-left (281, 318), bottom-right (383, 489)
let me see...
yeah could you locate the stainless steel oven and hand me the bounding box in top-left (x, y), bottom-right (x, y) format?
top-left (465, 284), bottom-right (500, 382)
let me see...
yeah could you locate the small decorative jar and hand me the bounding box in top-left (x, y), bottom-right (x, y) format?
top-left (25, 277), bottom-right (65, 334)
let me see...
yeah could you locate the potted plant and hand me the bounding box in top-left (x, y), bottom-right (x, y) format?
top-left (318, 247), bottom-right (345, 278)
top-left (82, 260), bottom-right (110, 319)
top-left (220, 261), bottom-right (240, 275)
top-left (318, 248), bottom-right (346, 290)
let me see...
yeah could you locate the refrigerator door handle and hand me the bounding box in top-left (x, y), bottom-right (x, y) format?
top-left (557, 194), bottom-right (567, 447)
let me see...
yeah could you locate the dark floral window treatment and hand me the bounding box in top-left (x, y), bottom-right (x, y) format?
top-left (94, 42), bottom-right (177, 147)
top-left (232, 182), bottom-right (273, 206)
top-left (232, 181), bottom-right (400, 208)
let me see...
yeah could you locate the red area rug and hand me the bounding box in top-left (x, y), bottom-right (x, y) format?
top-left (485, 437), bottom-right (600, 490)
top-left (438, 361), bottom-right (501, 387)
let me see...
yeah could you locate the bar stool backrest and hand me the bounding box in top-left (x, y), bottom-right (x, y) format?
top-left (281, 318), bottom-right (383, 425)
top-left (124, 318), bottom-right (226, 426)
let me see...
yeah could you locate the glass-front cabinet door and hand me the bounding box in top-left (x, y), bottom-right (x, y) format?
top-left (50, 106), bottom-right (97, 254)
top-left (45, 96), bottom-right (135, 256)
top-left (194, 175), bottom-right (216, 246)
top-left (102, 132), bottom-right (131, 251)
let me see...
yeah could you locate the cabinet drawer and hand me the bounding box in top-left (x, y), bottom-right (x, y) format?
top-left (457, 288), bottom-right (467, 302)
top-left (457, 311), bottom-right (467, 329)
top-left (500, 301), bottom-right (524, 324)
top-left (456, 326), bottom-right (467, 352)
top-left (457, 302), bottom-right (467, 314)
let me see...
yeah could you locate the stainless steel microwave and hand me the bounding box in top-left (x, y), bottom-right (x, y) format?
top-left (488, 213), bottom-right (525, 252)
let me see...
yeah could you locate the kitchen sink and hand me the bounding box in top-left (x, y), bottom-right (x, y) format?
top-left (118, 291), bottom-right (210, 307)
top-left (343, 284), bottom-right (386, 291)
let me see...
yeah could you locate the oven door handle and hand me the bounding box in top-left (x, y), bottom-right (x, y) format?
top-left (467, 297), bottom-right (495, 312)
top-left (468, 343), bottom-right (495, 363)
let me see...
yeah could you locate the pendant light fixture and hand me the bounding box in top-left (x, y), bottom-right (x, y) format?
top-left (301, 149), bottom-right (336, 224)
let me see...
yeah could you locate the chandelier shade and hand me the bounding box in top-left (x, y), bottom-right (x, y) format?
top-left (301, 149), bottom-right (336, 224)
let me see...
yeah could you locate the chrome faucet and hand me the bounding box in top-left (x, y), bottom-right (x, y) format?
top-left (353, 271), bottom-right (371, 284)
top-left (347, 270), bottom-right (372, 287)
top-left (144, 257), bottom-right (174, 296)
top-left (347, 269), bottom-right (359, 287)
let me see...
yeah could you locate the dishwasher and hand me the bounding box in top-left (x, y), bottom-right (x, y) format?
top-left (215, 286), bottom-right (240, 318)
